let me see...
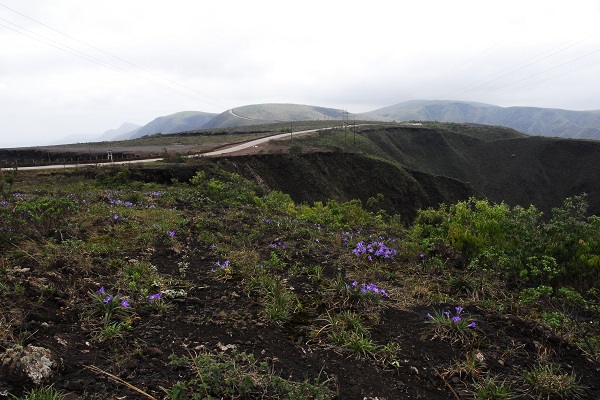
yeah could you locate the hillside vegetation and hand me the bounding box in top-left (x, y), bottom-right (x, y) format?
top-left (0, 162), bottom-right (598, 399)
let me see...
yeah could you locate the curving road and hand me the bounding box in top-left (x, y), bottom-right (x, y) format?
top-left (1, 126), bottom-right (347, 171)
top-left (200, 127), bottom-right (323, 156)
top-left (228, 108), bottom-right (255, 120)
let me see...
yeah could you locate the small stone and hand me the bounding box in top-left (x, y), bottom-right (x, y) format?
top-left (144, 347), bottom-right (163, 358)
top-left (1, 345), bottom-right (58, 385)
top-left (474, 350), bottom-right (485, 362)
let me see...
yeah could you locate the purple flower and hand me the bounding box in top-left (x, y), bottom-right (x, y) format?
top-left (468, 322), bottom-right (477, 328)
top-left (167, 230), bottom-right (175, 237)
top-left (103, 295), bottom-right (113, 304)
top-left (121, 299), bottom-right (130, 308)
top-left (444, 311), bottom-right (450, 318)
top-left (351, 280), bottom-right (358, 287)
top-left (427, 313), bottom-right (433, 319)
top-left (148, 293), bottom-right (162, 303)
top-left (113, 215), bottom-right (119, 220)
top-left (451, 316), bottom-right (462, 323)
top-left (211, 243), bottom-right (216, 250)
top-left (96, 287), bottom-right (105, 294)
top-left (455, 306), bottom-right (464, 314)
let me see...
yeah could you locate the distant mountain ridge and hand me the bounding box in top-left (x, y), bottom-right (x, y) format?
top-left (126, 111), bottom-right (218, 139)
top-left (370, 100), bottom-right (600, 139)
top-left (77, 101), bottom-right (600, 145)
top-left (98, 122), bottom-right (141, 141)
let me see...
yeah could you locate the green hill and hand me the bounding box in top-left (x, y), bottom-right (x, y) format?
top-left (127, 111), bottom-right (218, 139)
top-left (201, 103), bottom-right (389, 129)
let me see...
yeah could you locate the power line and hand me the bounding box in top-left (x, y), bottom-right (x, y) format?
top-left (474, 53), bottom-right (600, 103)
top-left (0, 17), bottom-right (209, 104)
top-left (406, 2), bottom-right (565, 100)
top-left (444, 33), bottom-right (600, 101)
top-left (0, 2), bottom-right (232, 109)
top-left (404, 2), bottom-right (599, 107)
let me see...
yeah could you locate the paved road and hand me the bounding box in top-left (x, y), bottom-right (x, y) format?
top-left (228, 109), bottom-right (254, 120)
top-left (200, 127), bottom-right (320, 156)
top-left (0, 126), bottom-right (337, 171)
top-left (0, 157), bottom-right (165, 171)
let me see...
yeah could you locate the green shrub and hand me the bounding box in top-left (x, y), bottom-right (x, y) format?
top-left (408, 196), bottom-right (600, 296)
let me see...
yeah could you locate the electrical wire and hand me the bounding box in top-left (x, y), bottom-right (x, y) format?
top-left (444, 33), bottom-right (600, 101)
top-left (474, 52), bottom-right (600, 103)
top-left (405, 2), bottom-right (566, 101)
top-left (0, 2), bottom-right (232, 110)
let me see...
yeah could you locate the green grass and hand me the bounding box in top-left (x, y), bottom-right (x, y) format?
top-left (10, 386), bottom-right (66, 400)
top-left (523, 364), bottom-right (587, 400)
top-left (165, 350), bottom-right (335, 399)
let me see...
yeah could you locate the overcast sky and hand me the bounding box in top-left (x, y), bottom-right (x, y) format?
top-left (2, 0), bottom-right (600, 147)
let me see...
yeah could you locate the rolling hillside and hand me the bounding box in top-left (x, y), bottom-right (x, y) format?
top-left (370, 100), bottom-right (600, 139)
top-left (201, 103), bottom-right (389, 129)
top-left (126, 111), bottom-right (218, 139)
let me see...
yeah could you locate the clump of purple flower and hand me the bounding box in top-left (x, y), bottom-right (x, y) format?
top-left (109, 199), bottom-right (135, 207)
top-left (347, 280), bottom-right (389, 298)
top-left (148, 292), bottom-right (162, 303)
top-left (211, 259), bottom-right (231, 273)
top-left (352, 240), bottom-right (397, 260)
top-left (426, 306), bottom-right (477, 343)
top-left (91, 287), bottom-right (133, 327)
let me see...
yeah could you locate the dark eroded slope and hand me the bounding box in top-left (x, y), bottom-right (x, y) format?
top-left (356, 125), bottom-right (600, 215)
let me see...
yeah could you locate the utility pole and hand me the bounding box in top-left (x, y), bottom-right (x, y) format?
top-left (343, 110), bottom-right (349, 148)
